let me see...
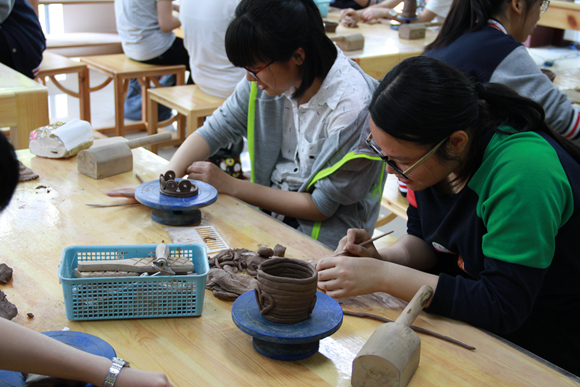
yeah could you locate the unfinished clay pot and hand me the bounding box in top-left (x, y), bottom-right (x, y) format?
top-left (255, 257), bottom-right (317, 324)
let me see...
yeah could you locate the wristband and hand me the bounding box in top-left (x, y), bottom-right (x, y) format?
top-left (388, 9), bottom-right (399, 19)
top-left (103, 357), bottom-right (130, 387)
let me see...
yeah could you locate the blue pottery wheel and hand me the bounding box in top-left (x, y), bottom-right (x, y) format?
top-left (135, 179), bottom-right (218, 226)
top-left (0, 331), bottom-right (116, 387)
top-left (232, 290), bottom-right (343, 361)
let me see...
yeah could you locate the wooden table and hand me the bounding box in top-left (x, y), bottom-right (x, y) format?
top-left (2, 149), bottom-right (579, 386)
top-left (172, 9), bottom-right (437, 81)
top-left (538, 0), bottom-right (580, 31)
top-left (0, 63), bottom-right (49, 150)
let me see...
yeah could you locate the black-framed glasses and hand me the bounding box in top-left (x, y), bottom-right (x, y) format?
top-left (366, 133), bottom-right (447, 179)
top-left (245, 60), bottom-right (275, 81)
top-left (540, 0), bottom-right (550, 13)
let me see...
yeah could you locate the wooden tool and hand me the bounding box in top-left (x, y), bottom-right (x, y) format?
top-left (351, 284), bottom-right (434, 387)
top-left (398, 22), bottom-right (443, 40)
top-left (77, 256), bottom-right (193, 274)
top-left (331, 230), bottom-right (394, 257)
top-left (77, 132), bottom-right (171, 179)
top-left (330, 33), bottom-right (365, 51)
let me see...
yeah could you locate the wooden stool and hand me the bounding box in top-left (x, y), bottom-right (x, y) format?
top-left (146, 85), bottom-right (226, 154)
top-left (36, 52), bottom-right (91, 123)
top-left (80, 54), bottom-right (186, 137)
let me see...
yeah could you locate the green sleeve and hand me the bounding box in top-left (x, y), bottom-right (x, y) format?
top-left (468, 131), bottom-right (574, 269)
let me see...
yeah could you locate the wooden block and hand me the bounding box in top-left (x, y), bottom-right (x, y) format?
top-left (399, 24), bottom-right (426, 39)
top-left (330, 34), bottom-right (365, 51)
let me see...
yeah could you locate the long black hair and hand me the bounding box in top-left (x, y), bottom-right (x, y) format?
top-left (425, 0), bottom-right (541, 51)
top-left (225, 0), bottom-right (337, 100)
top-left (369, 56), bottom-right (580, 185)
top-left (0, 132), bottom-right (19, 211)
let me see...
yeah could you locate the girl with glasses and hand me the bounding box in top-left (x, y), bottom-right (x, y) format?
top-left (317, 56), bottom-right (580, 376)
top-left (110, 0), bottom-right (386, 249)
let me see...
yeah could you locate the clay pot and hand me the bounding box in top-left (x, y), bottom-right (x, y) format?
top-left (254, 257), bottom-right (317, 324)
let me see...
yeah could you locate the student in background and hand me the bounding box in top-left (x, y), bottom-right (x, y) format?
top-left (179, 0), bottom-right (246, 178)
top-left (0, 132), bottom-right (172, 387)
top-left (316, 56), bottom-right (580, 376)
top-left (109, 0), bottom-right (386, 249)
top-left (423, 0), bottom-right (580, 143)
top-left (0, 0), bottom-right (45, 79)
top-left (340, 0), bottom-right (452, 27)
top-left (114, 0), bottom-right (191, 120)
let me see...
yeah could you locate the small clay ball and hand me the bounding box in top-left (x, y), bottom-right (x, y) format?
top-left (257, 247), bottom-right (274, 258)
top-left (27, 313), bottom-right (34, 318)
top-left (0, 263), bottom-right (13, 284)
top-left (273, 244), bottom-right (286, 257)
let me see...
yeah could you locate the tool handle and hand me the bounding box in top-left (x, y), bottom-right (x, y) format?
top-left (395, 284), bottom-right (433, 327)
top-left (156, 242), bottom-right (170, 260)
top-left (126, 132), bottom-right (172, 149)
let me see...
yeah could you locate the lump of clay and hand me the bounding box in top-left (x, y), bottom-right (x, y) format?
top-left (0, 263), bottom-right (13, 284)
top-left (0, 290), bottom-right (18, 320)
top-left (257, 247), bottom-right (274, 258)
top-left (273, 244), bottom-right (286, 257)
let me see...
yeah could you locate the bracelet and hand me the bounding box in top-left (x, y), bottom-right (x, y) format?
top-left (103, 357), bottom-right (130, 387)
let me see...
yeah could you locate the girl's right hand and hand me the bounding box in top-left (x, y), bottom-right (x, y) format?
top-left (335, 228), bottom-right (382, 260)
top-left (106, 187), bottom-right (137, 199)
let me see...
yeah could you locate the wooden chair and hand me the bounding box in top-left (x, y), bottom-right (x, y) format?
top-left (80, 54), bottom-right (186, 137)
top-left (375, 174), bottom-right (409, 228)
top-left (146, 85), bottom-right (226, 154)
top-left (35, 52), bottom-right (91, 123)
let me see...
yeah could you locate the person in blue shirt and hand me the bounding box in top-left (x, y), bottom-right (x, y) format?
top-left (317, 56), bottom-right (580, 376)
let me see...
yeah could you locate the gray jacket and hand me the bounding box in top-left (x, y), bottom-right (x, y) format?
top-left (197, 60), bottom-right (385, 248)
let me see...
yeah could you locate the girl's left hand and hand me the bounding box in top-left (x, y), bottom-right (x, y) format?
top-left (316, 256), bottom-right (386, 298)
top-left (185, 161), bottom-right (235, 195)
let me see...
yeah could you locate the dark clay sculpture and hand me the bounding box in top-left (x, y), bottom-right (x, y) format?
top-left (255, 257), bottom-right (318, 324)
top-left (159, 170), bottom-right (199, 197)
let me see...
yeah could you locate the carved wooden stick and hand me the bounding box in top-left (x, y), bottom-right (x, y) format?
top-left (343, 310), bottom-right (476, 351)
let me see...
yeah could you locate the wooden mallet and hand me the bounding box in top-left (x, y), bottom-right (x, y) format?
top-left (77, 132), bottom-right (171, 179)
top-left (351, 284), bottom-right (434, 387)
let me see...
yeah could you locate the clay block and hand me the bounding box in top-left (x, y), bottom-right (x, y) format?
top-left (399, 23), bottom-right (426, 40)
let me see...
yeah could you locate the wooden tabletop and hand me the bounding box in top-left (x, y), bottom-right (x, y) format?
top-left (2, 148), bottom-right (578, 386)
top-left (0, 63), bottom-right (49, 150)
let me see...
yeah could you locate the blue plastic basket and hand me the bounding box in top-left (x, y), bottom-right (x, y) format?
top-left (314, 0), bottom-right (331, 17)
top-left (58, 244), bottom-right (209, 321)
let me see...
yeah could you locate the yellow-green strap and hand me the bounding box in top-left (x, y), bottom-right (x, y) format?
top-left (307, 152), bottom-right (384, 240)
top-left (247, 82), bottom-right (258, 184)
top-left (307, 151), bottom-right (382, 191)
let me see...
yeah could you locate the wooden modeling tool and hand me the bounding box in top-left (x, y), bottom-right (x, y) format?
top-left (351, 284), bottom-right (434, 387)
top-left (77, 132), bottom-right (171, 179)
top-left (331, 231), bottom-right (394, 257)
top-left (330, 33), bottom-right (365, 51)
top-left (398, 22), bottom-right (442, 40)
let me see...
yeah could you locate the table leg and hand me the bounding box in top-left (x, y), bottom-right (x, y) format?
top-left (79, 66), bottom-right (91, 123)
top-left (147, 92), bottom-right (159, 154)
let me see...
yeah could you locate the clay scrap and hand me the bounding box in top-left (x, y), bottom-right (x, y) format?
top-left (0, 290), bottom-right (18, 320)
top-left (206, 244), bottom-right (287, 300)
top-left (0, 263), bottom-right (13, 284)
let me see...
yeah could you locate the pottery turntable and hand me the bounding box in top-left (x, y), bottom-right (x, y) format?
top-left (135, 171), bottom-right (218, 226)
top-left (232, 258), bottom-right (343, 361)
